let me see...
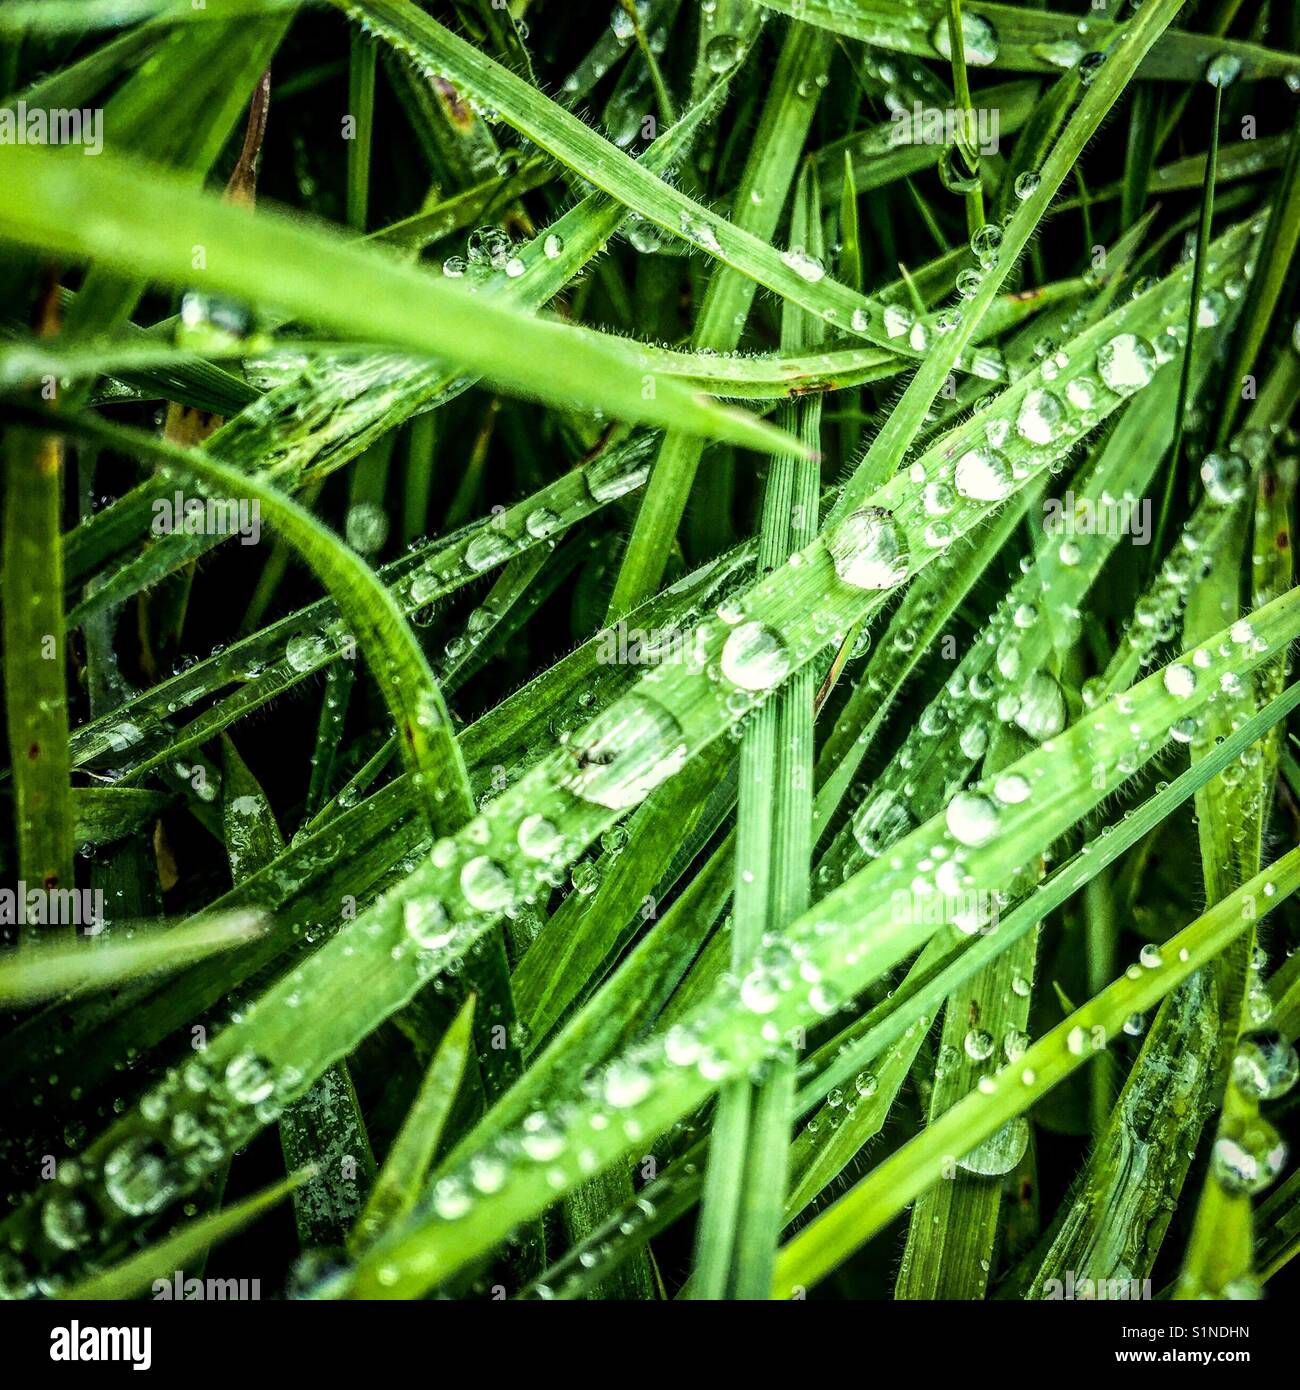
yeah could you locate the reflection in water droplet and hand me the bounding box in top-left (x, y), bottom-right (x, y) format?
top-left (562, 694), bottom-right (688, 810)
top-left (719, 621), bottom-right (790, 692)
top-left (828, 508), bottom-right (910, 590)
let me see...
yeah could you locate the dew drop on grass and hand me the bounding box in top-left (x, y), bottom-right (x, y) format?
top-left (1206, 51), bottom-right (1243, 87)
top-left (957, 1117), bottom-right (1028, 1175)
top-left (518, 813), bottom-right (563, 859)
top-left (543, 233), bottom-right (564, 259)
top-left (520, 1113), bottom-right (566, 1162)
top-left (964, 1028), bottom-right (994, 1061)
top-left (945, 791), bottom-right (1000, 846)
top-left (403, 896), bottom-right (452, 950)
top-left (460, 855), bottom-right (511, 912)
top-left (828, 507), bottom-right (910, 590)
top-left (1013, 170), bottom-right (1041, 200)
top-left (1212, 1115), bottom-right (1288, 1194)
top-left (719, 621), bottom-right (790, 692)
top-left (561, 693), bottom-right (688, 810)
top-left (627, 218), bottom-right (664, 254)
top-left (225, 1050), bottom-right (276, 1105)
top-left (1014, 670), bottom-right (1065, 741)
top-left (586, 449), bottom-right (650, 503)
top-left (924, 481), bottom-right (956, 515)
top-left (1015, 387), bottom-right (1065, 445)
top-left (1097, 333), bottom-right (1157, 396)
top-left (956, 268), bottom-right (982, 300)
top-left (1231, 1031), bottom-right (1299, 1101)
top-left (1066, 375), bottom-right (1099, 411)
top-left (931, 12), bottom-right (999, 66)
top-left (705, 33), bottom-right (743, 73)
top-left (883, 304), bottom-right (913, 339)
top-left (993, 772), bottom-right (1031, 804)
top-left (853, 789), bottom-right (915, 857)
top-left (954, 446), bottom-right (1013, 501)
top-left (103, 1136), bottom-right (176, 1216)
top-left (286, 632), bottom-right (330, 673)
top-left (41, 1193), bottom-right (89, 1251)
top-left (525, 506), bottom-right (561, 539)
top-left (1163, 662), bottom-right (1197, 697)
top-left (970, 223), bottom-right (1003, 270)
top-left (603, 1060), bottom-right (652, 1107)
top-left (781, 245), bottom-right (825, 283)
top-left (1200, 451), bottom-right (1248, 505)
top-left (465, 528), bottom-right (515, 573)
top-left (345, 501), bottom-right (388, 554)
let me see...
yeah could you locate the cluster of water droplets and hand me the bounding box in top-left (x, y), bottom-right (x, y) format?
top-left (443, 225), bottom-right (528, 283)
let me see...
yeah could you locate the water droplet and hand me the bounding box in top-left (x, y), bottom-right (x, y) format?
top-left (931, 12), bottom-right (999, 67)
top-left (460, 855), bottom-right (511, 912)
top-left (954, 446), bottom-right (1013, 502)
top-left (1016, 387), bottom-right (1065, 445)
top-left (1212, 1115), bottom-right (1287, 1194)
top-left (525, 506), bottom-right (561, 540)
top-left (828, 508), bottom-right (910, 590)
top-left (562, 694), bottom-right (688, 810)
top-left (946, 791), bottom-right (1000, 847)
top-left (286, 632), bottom-right (329, 673)
top-left (403, 896), bottom-right (452, 950)
top-left (719, 621), bottom-right (790, 692)
top-left (465, 528), bottom-right (515, 573)
top-left (958, 1117), bottom-right (1028, 1175)
top-left (1163, 663), bottom-right (1197, 697)
top-left (705, 32), bottom-right (744, 73)
top-left (1200, 451), bottom-right (1248, 506)
top-left (781, 245), bottom-right (825, 283)
top-left (42, 1192), bottom-right (90, 1251)
top-left (994, 772), bottom-right (1031, 804)
top-left (1206, 52), bottom-right (1243, 87)
top-left (1097, 333), bottom-right (1157, 396)
top-left (1013, 170), bottom-right (1041, 201)
top-left (543, 233), bottom-right (564, 259)
top-left (1232, 1031), bottom-right (1299, 1101)
top-left (883, 304), bottom-right (914, 339)
top-left (970, 223), bottom-right (1003, 270)
top-left (1032, 39), bottom-right (1085, 70)
top-left (518, 814), bottom-right (562, 860)
top-left (1014, 670), bottom-right (1065, 740)
top-left (103, 1136), bottom-right (176, 1216)
top-left (345, 501), bottom-right (388, 554)
top-left (225, 1050), bottom-right (275, 1104)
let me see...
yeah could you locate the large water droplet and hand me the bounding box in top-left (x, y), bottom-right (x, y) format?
top-left (954, 447), bottom-right (1013, 502)
top-left (460, 855), bottom-right (511, 912)
top-left (1016, 388), bottom-right (1065, 445)
top-left (562, 694), bottom-right (688, 810)
top-left (1232, 1030), bottom-right (1299, 1101)
top-left (958, 1116), bottom-right (1028, 1175)
top-left (1097, 333), bottom-right (1157, 396)
top-left (828, 508), bottom-right (910, 590)
top-left (931, 12), bottom-right (999, 67)
top-left (945, 791), bottom-right (1000, 847)
top-left (1014, 670), bottom-right (1065, 741)
top-left (720, 621), bottom-right (790, 692)
top-left (1212, 1115), bottom-right (1288, 1194)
